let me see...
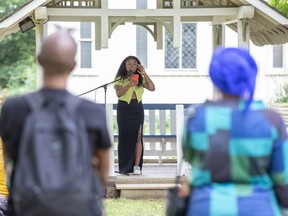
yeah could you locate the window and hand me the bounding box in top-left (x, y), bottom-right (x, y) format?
top-left (165, 23), bottom-right (197, 69)
top-left (273, 45), bottom-right (283, 68)
top-left (80, 22), bottom-right (92, 69)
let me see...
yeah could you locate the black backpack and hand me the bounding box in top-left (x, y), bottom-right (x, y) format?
top-left (11, 92), bottom-right (96, 216)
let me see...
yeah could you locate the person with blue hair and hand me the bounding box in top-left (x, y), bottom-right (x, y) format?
top-left (181, 47), bottom-right (288, 216)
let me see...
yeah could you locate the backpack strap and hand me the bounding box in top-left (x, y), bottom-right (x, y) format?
top-left (24, 92), bottom-right (44, 112)
top-left (63, 94), bottom-right (82, 115)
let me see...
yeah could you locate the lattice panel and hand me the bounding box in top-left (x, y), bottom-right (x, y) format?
top-left (47, 0), bottom-right (101, 8)
top-left (182, 23), bottom-right (197, 68)
top-left (165, 30), bottom-right (179, 69)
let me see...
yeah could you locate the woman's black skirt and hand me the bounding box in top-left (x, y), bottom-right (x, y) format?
top-left (117, 99), bottom-right (144, 174)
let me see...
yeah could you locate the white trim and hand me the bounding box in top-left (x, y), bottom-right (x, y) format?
top-left (46, 8), bottom-right (239, 18)
top-left (0, 25), bottom-right (19, 40)
top-left (147, 72), bottom-right (209, 77)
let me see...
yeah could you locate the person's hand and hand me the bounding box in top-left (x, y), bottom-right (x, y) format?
top-left (177, 180), bottom-right (190, 198)
top-left (137, 64), bottom-right (146, 75)
top-left (91, 156), bottom-right (99, 171)
top-left (128, 78), bottom-right (135, 87)
top-left (282, 208), bottom-right (288, 216)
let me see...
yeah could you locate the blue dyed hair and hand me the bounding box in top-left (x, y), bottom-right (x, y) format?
top-left (209, 47), bottom-right (258, 110)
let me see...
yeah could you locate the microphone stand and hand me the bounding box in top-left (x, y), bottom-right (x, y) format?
top-left (78, 77), bottom-right (122, 104)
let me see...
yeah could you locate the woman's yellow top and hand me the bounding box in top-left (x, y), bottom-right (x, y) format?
top-left (0, 138), bottom-right (8, 196)
top-left (114, 77), bottom-right (146, 104)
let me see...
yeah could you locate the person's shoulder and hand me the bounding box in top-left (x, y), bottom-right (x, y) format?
top-left (262, 107), bottom-right (284, 123)
top-left (259, 107), bottom-right (287, 135)
top-left (78, 98), bottom-right (105, 114)
top-left (77, 98), bottom-right (107, 127)
top-left (3, 95), bottom-right (28, 110)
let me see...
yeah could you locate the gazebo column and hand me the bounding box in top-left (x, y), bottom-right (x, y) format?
top-left (100, 0), bottom-right (108, 49)
top-left (212, 24), bottom-right (225, 100)
top-left (35, 21), bottom-right (47, 88)
top-left (35, 6), bottom-right (48, 88)
top-left (212, 24), bottom-right (224, 49)
top-left (35, 21), bottom-right (46, 88)
top-left (172, 0), bottom-right (181, 48)
top-left (236, 6), bottom-right (255, 50)
top-left (106, 104), bottom-right (115, 176)
top-left (237, 18), bottom-right (250, 49)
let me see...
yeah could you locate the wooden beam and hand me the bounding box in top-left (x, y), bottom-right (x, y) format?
top-left (46, 8), bottom-right (239, 17)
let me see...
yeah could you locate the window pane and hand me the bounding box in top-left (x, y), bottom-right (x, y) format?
top-left (81, 41), bottom-right (92, 68)
top-left (80, 22), bottom-right (91, 39)
top-left (137, 0), bottom-right (147, 8)
top-left (182, 23), bottom-right (197, 68)
top-left (273, 45), bottom-right (283, 68)
top-left (165, 30), bottom-right (179, 68)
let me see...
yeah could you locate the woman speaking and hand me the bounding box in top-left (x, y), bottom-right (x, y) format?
top-left (114, 56), bottom-right (155, 175)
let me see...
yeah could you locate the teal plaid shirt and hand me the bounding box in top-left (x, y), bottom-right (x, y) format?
top-left (182, 99), bottom-right (288, 216)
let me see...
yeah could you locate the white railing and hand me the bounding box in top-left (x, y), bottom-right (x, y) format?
top-left (106, 103), bottom-right (192, 176)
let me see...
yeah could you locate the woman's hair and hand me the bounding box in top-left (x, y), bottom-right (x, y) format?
top-left (209, 47), bottom-right (258, 110)
top-left (115, 56), bottom-right (143, 86)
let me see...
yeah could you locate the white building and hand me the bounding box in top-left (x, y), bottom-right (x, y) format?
top-left (62, 20), bottom-right (288, 105)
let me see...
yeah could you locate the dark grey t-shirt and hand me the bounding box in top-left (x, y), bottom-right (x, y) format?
top-left (0, 88), bottom-right (112, 216)
top-left (0, 88), bottom-right (111, 162)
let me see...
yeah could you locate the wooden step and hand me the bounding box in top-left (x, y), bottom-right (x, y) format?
top-left (116, 183), bottom-right (177, 190)
top-left (115, 183), bottom-right (177, 199)
top-left (105, 163), bottom-right (188, 199)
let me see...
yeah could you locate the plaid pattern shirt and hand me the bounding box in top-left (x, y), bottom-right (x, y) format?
top-left (182, 99), bottom-right (288, 216)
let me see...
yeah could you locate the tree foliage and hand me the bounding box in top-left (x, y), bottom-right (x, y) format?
top-left (269, 0), bottom-right (288, 16)
top-left (0, 0), bottom-right (36, 96)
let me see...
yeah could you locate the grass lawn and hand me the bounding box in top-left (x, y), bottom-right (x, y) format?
top-left (104, 198), bottom-right (166, 216)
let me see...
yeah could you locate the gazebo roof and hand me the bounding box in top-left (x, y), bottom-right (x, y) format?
top-left (0, 0), bottom-right (287, 47)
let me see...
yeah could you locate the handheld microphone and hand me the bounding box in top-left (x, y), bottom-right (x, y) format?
top-left (127, 70), bottom-right (133, 78)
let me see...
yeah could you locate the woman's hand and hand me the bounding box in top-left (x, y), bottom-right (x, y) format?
top-left (137, 64), bottom-right (146, 75)
top-left (128, 77), bottom-right (135, 87)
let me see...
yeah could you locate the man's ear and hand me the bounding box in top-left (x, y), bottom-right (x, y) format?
top-left (69, 60), bottom-right (77, 71)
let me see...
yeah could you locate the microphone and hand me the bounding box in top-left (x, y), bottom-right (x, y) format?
top-left (127, 70), bottom-right (133, 78)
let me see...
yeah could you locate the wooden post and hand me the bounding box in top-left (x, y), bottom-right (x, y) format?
top-left (176, 105), bottom-right (184, 175)
top-left (35, 20), bottom-right (46, 89)
top-left (106, 103), bottom-right (115, 176)
top-left (237, 18), bottom-right (250, 50)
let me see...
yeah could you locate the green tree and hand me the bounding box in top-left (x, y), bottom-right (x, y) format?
top-left (0, 0), bottom-right (36, 96)
top-left (269, 0), bottom-right (288, 16)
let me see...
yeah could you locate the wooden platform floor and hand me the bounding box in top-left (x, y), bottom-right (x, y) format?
top-left (113, 163), bottom-right (178, 179)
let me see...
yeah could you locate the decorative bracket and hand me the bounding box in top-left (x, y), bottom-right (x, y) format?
top-left (108, 16), bottom-right (173, 42)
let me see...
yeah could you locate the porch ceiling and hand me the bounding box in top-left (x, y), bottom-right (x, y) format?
top-left (0, 0), bottom-right (287, 47)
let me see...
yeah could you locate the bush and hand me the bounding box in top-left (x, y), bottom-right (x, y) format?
top-left (275, 83), bottom-right (288, 103)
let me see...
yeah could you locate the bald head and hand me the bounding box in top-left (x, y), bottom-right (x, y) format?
top-left (38, 30), bottom-right (77, 75)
